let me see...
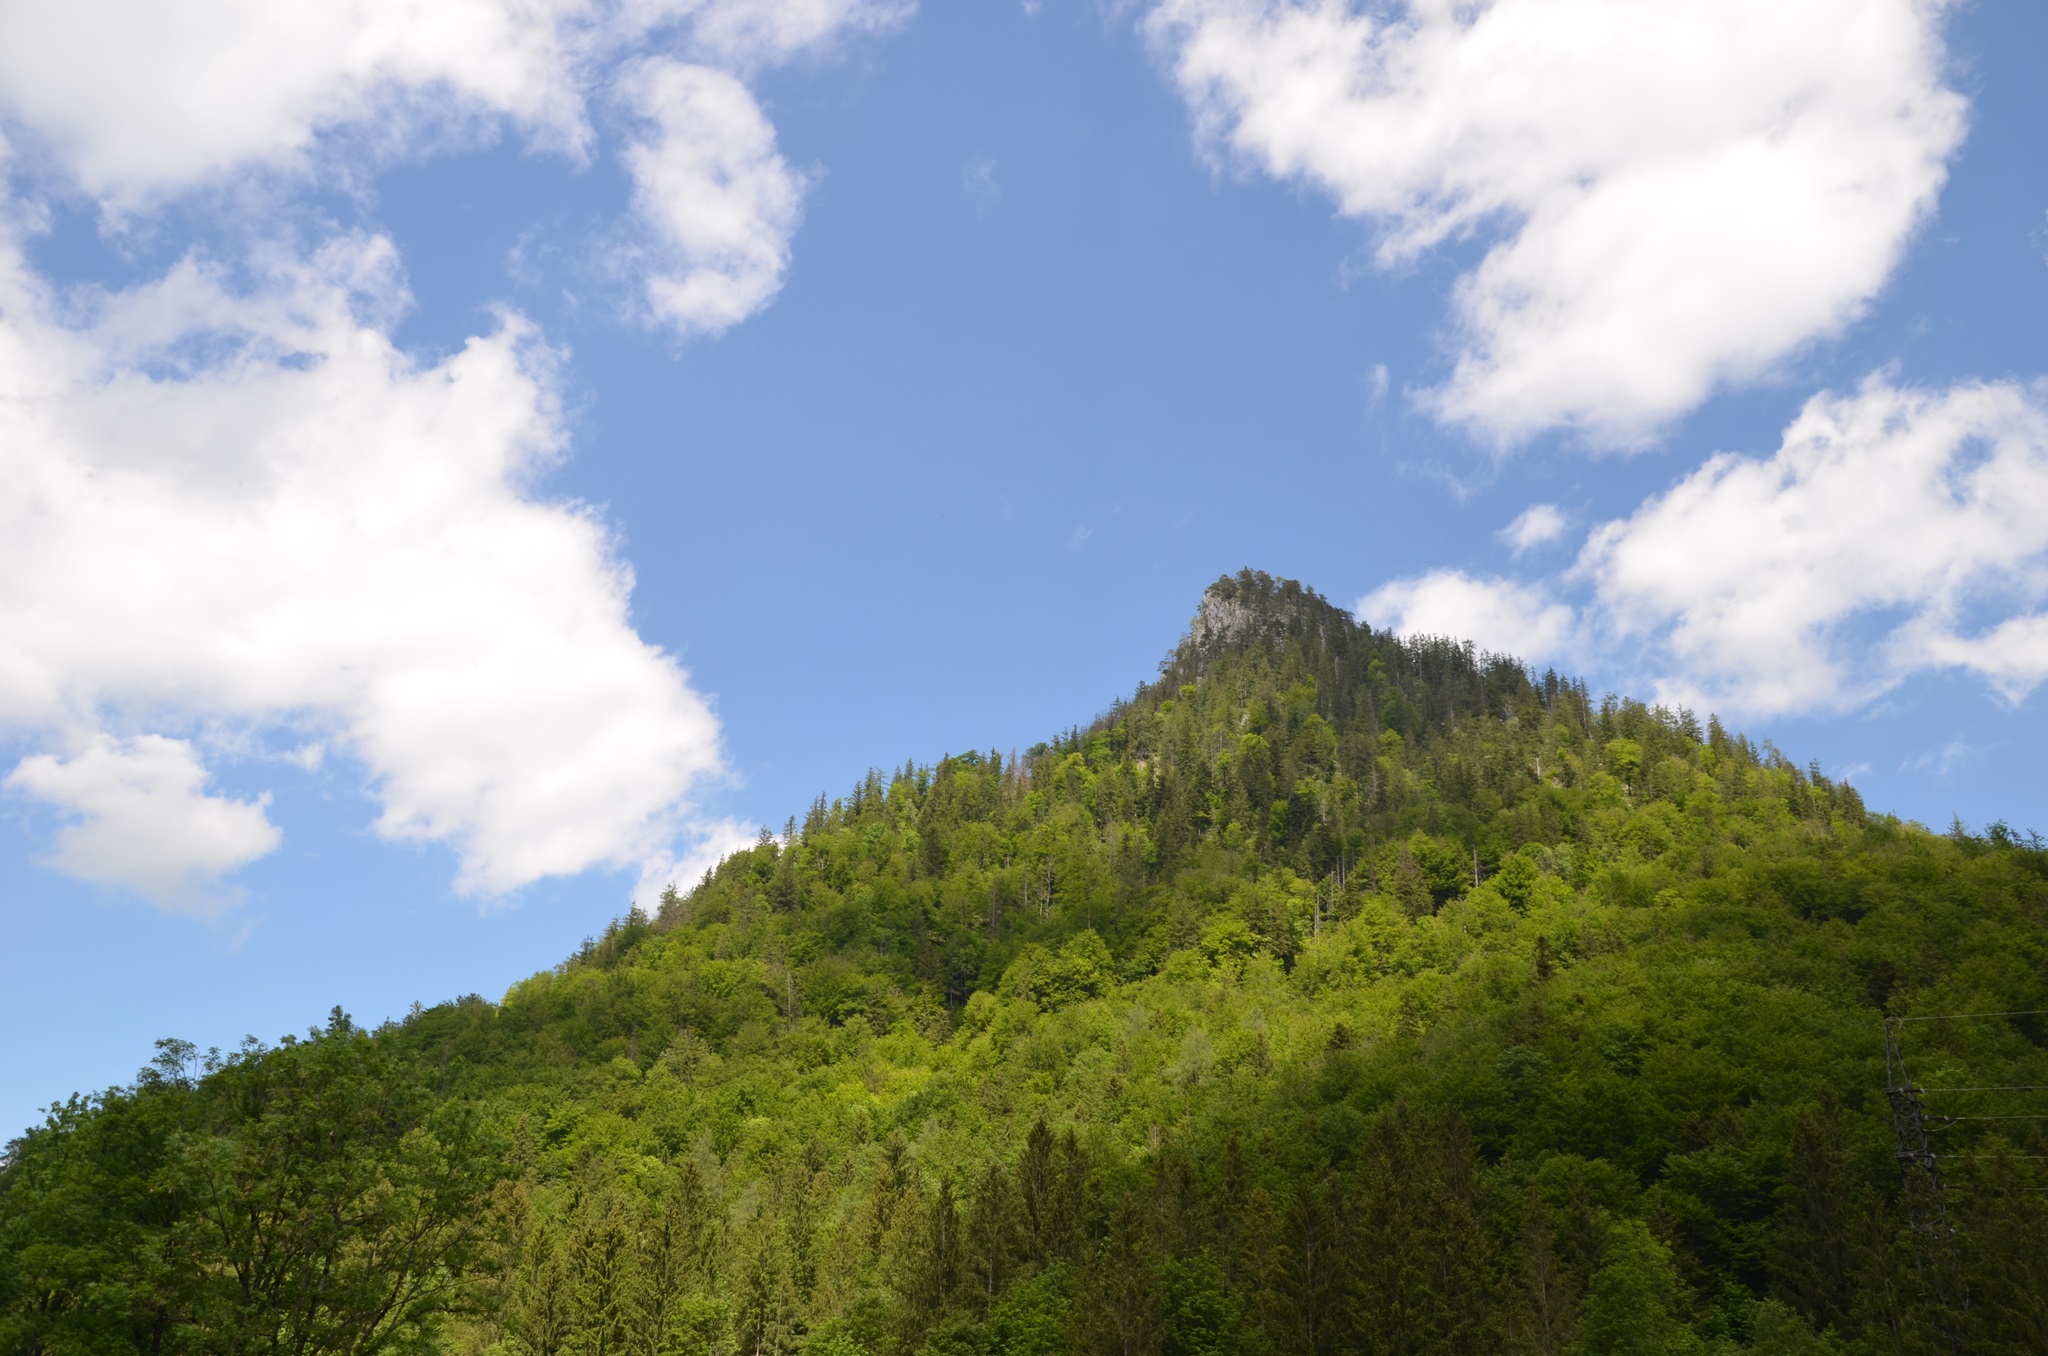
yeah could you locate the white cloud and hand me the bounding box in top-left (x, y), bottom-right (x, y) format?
top-left (1145, 0), bottom-right (1964, 444)
top-left (1582, 376), bottom-right (2048, 713)
top-left (617, 59), bottom-right (807, 337)
top-left (1500, 503), bottom-right (1568, 554)
top-left (1358, 570), bottom-right (1576, 661)
top-left (676, 0), bottom-right (916, 70)
top-left (0, 0), bottom-right (912, 197)
top-left (0, 232), bottom-right (723, 903)
top-left (5, 736), bottom-right (281, 914)
top-left (0, 0), bottom-right (589, 201)
top-left (0, 0), bottom-right (910, 333)
top-left (0, 0), bottom-right (915, 909)
top-left (631, 815), bottom-right (758, 914)
top-left (1369, 377), bottom-right (2048, 718)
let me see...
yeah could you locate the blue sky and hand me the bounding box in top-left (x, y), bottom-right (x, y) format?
top-left (2, 0), bottom-right (2045, 1138)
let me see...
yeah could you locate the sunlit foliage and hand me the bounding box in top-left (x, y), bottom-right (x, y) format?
top-left (7, 572), bottom-right (2046, 1355)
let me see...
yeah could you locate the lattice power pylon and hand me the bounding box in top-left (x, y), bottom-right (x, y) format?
top-left (1883, 1007), bottom-right (2048, 1349)
top-left (1884, 1016), bottom-right (1951, 1239)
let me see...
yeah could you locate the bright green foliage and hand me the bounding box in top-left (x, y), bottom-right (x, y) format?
top-left (7, 571), bottom-right (2048, 1355)
top-left (0, 1011), bottom-right (493, 1356)
top-left (1578, 1217), bottom-right (1700, 1356)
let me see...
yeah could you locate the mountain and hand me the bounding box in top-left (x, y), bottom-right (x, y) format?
top-left (6, 570), bottom-right (2047, 1356)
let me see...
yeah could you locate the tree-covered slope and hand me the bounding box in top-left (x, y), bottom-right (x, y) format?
top-left (6, 571), bottom-right (2048, 1356)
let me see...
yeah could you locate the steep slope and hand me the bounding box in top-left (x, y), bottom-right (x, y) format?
top-left (6, 571), bottom-right (2047, 1356)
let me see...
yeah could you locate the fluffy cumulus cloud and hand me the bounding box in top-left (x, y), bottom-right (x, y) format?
top-left (1361, 376), bottom-right (2048, 717)
top-left (0, 0), bottom-right (908, 334)
top-left (0, 0), bottom-right (909, 908)
top-left (1499, 503), bottom-right (1569, 555)
top-left (1584, 376), bottom-right (2048, 713)
top-left (618, 58), bottom-right (806, 336)
top-left (1358, 570), bottom-right (1576, 662)
top-left (0, 235), bottom-right (724, 900)
top-left (4, 737), bottom-right (281, 913)
top-left (1146, 0), bottom-right (1964, 444)
top-left (0, 0), bottom-right (587, 198)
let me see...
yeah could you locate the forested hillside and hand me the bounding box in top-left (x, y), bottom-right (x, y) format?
top-left (6, 571), bottom-right (2047, 1356)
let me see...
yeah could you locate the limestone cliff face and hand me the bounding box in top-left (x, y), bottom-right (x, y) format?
top-left (1185, 587), bottom-right (1259, 652)
top-left (1174, 570), bottom-right (1357, 677)
top-left (1131, 569), bottom-right (1524, 748)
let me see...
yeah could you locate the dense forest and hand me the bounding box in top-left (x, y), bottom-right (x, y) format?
top-left (5, 570), bottom-right (2047, 1355)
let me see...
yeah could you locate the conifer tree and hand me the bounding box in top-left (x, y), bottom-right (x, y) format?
top-left (568, 1185), bottom-right (633, 1356)
top-left (511, 1221), bottom-right (573, 1356)
top-left (729, 1216), bottom-right (798, 1356)
top-left (1078, 1198), bottom-right (1160, 1356)
top-left (963, 1160), bottom-right (1019, 1310)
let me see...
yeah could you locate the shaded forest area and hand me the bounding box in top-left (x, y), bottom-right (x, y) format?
top-left (6, 571), bottom-right (2047, 1355)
